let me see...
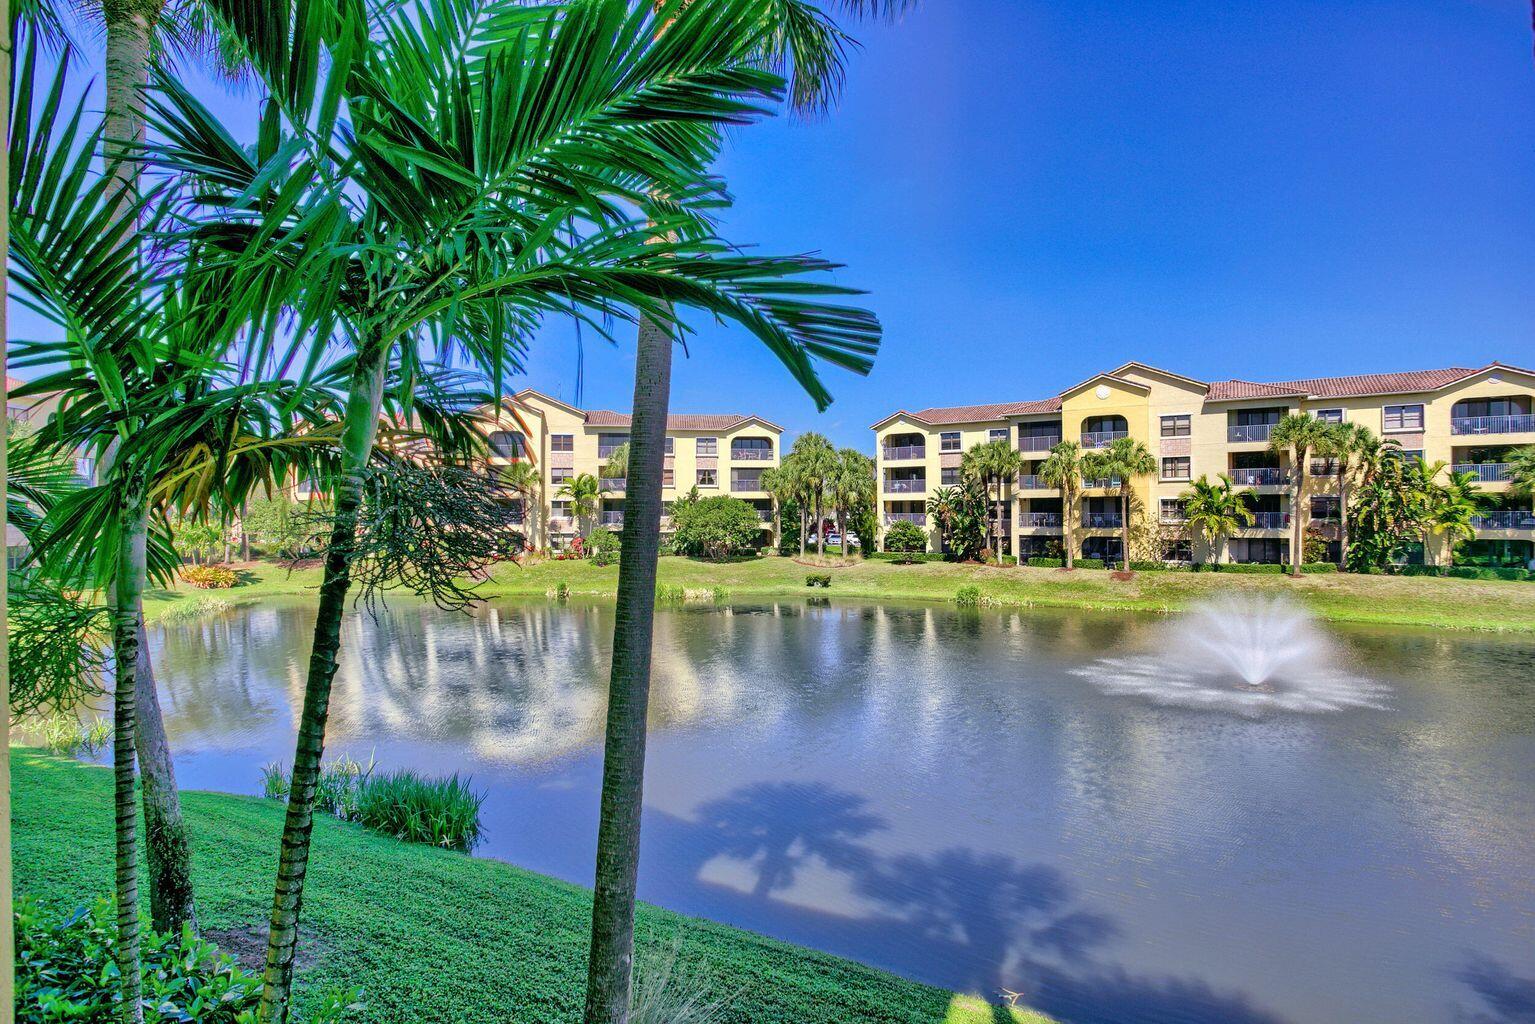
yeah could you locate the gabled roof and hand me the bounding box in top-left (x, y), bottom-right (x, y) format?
top-left (1205, 364), bottom-right (1535, 402)
top-left (1203, 380), bottom-right (1309, 401)
top-left (584, 410), bottom-right (782, 432)
top-left (1105, 361), bottom-right (1208, 389)
top-left (1059, 371), bottom-right (1150, 399)
top-left (872, 396), bottom-right (1062, 429)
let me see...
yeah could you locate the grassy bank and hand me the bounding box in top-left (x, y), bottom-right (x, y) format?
top-left (144, 554), bottom-right (1535, 632)
top-left (12, 750), bottom-right (1049, 1024)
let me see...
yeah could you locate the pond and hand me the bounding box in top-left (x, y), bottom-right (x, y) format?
top-left (142, 595), bottom-right (1534, 1024)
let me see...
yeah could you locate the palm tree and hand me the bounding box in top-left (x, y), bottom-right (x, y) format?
top-left (1269, 412), bottom-right (1336, 576)
top-left (832, 448), bottom-right (874, 554)
top-left (1091, 436), bottom-right (1156, 571)
top-left (560, 474), bottom-right (607, 539)
top-left (1430, 468), bottom-right (1486, 566)
top-left (759, 465), bottom-right (788, 549)
top-left (152, 4), bottom-right (887, 1020)
top-left (960, 439), bottom-right (1022, 564)
top-left (603, 441), bottom-right (631, 482)
top-left (495, 460), bottom-right (541, 545)
top-left (1510, 445), bottom-right (1535, 498)
top-left (579, 2), bottom-right (902, 1016)
top-left (1181, 474), bottom-right (1254, 565)
top-left (1038, 441), bottom-right (1083, 570)
top-left (1326, 421), bottom-right (1377, 567)
top-left (790, 433), bottom-right (838, 557)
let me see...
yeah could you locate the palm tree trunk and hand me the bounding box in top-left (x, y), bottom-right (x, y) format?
top-left (1120, 486), bottom-right (1131, 571)
top-left (584, 312), bottom-right (673, 1024)
top-left (1338, 476), bottom-right (1350, 567)
top-left (993, 483), bottom-right (1002, 563)
top-left (134, 612), bottom-right (197, 935)
top-left (112, 487), bottom-right (149, 1024)
top-left (241, 501), bottom-right (252, 561)
top-left (259, 343), bottom-right (388, 1024)
top-left (1062, 485), bottom-right (1075, 570)
top-left (815, 493), bottom-right (825, 558)
top-left (1291, 452), bottom-right (1305, 576)
top-left (798, 503), bottom-right (806, 558)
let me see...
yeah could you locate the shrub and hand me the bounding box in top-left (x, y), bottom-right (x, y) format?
top-left (954, 584), bottom-right (982, 607)
top-left (1400, 564), bottom-right (1533, 582)
top-left (1029, 557), bottom-right (1106, 569)
top-left (178, 564), bottom-right (237, 589)
top-left (882, 520), bottom-right (928, 554)
top-left (1300, 562), bottom-right (1340, 574)
top-left (805, 573), bottom-right (832, 588)
top-left (587, 529), bottom-right (621, 567)
top-left (656, 583), bottom-right (687, 604)
top-left (1217, 563), bottom-right (1285, 574)
top-left (671, 496), bottom-right (763, 559)
top-left (36, 713), bottom-right (111, 759)
top-left (354, 770), bottom-right (485, 852)
top-left (866, 550), bottom-right (944, 563)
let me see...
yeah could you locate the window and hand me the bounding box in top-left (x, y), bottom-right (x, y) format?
top-left (1160, 415), bottom-right (1191, 438)
top-left (1315, 409), bottom-right (1344, 424)
top-left (1161, 456), bottom-right (1191, 480)
top-left (697, 468), bottom-right (718, 487)
top-left (662, 466), bottom-right (674, 487)
top-left (696, 437), bottom-right (717, 456)
top-left (1161, 539), bottom-right (1193, 562)
top-left (941, 467), bottom-right (960, 486)
top-left (550, 467), bottom-right (573, 483)
top-left (74, 457), bottom-right (97, 485)
top-left (1383, 404), bottom-right (1424, 431)
top-left (939, 432), bottom-right (961, 452)
top-left (1160, 498), bottom-right (1187, 522)
top-left (989, 428), bottom-right (1009, 443)
top-left (664, 437), bottom-right (675, 455)
top-left (7, 545), bottom-right (29, 571)
top-left (1399, 449), bottom-right (1425, 464)
top-left (731, 468), bottom-right (764, 491)
top-left (489, 430), bottom-right (525, 457)
top-left (550, 500), bottom-right (572, 520)
top-left (551, 434), bottom-right (574, 453)
top-left (597, 433), bottom-right (629, 457)
top-left (731, 437), bottom-right (773, 459)
top-left (1311, 496), bottom-right (1341, 520)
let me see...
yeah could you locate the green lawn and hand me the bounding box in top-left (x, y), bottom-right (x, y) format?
top-left (12, 750), bottom-right (1050, 1024)
top-left (144, 554), bottom-right (1535, 632)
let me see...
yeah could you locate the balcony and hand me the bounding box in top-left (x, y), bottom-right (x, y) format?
top-left (1020, 512), bottom-right (1061, 528)
top-left (1084, 512), bottom-right (1123, 529)
top-left (597, 445), bottom-right (628, 459)
top-left (1230, 467), bottom-right (1288, 487)
top-left (599, 477), bottom-right (626, 492)
top-left (885, 512), bottom-right (928, 526)
top-left (1309, 459), bottom-right (1341, 476)
top-left (1228, 423), bottom-right (1276, 443)
top-left (1081, 430), bottom-right (1127, 449)
top-left (1453, 463), bottom-right (1512, 482)
top-left (1017, 434), bottom-right (1061, 453)
top-left (884, 478), bottom-right (927, 494)
top-left (1017, 474), bottom-right (1048, 490)
top-left (1451, 414), bottom-right (1535, 436)
top-left (1245, 512), bottom-right (1290, 530)
top-left (1472, 511), bottom-right (1535, 531)
top-left (600, 511), bottom-right (625, 528)
top-left (882, 445), bottom-right (926, 461)
top-left (730, 473), bottom-right (766, 491)
top-left (1081, 476), bottom-right (1122, 489)
top-left (730, 447), bottom-right (775, 461)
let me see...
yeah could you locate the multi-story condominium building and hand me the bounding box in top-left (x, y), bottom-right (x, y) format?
top-left (873, 361), bottom-right (1535, 567)
top-left (480, 390), bottom-right (782, 550)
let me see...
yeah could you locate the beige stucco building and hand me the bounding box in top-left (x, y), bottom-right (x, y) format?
top-left (872, 362), bottom-right (1535, 567)
top-left (479, 390), bottom-right (782, 550)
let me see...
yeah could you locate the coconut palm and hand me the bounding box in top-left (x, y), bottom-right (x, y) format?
top-left (759, 464), bottom-right (788, 547)
top-left (560, 473), bottom-right (608, 539)
top-left (831, 447), bottom-right (874, 554)
top-left (1326, 421), bottom-right (1378, 567)
top-left (1269, 412), bottom-right (1336, 576)
top-left (790, 432), bottom-right (838, 557)
top-left (1038, 441), bottom-right (1083, 570)
top-left (1180, 474), bottom-right (1254, 565)
top-left (495, 460), bottom-right (541, 544)
top-left (960, 439), bottom-right (1022, 564)
top-left (1510, 444), bottom-right (1535, 498)
top-left (1088, 436), bottom-right (1156, 571)
top-left (1430, 468), bottom-right (1486, 566)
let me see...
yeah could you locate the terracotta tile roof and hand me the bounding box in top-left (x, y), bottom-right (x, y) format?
top-left (901, 397), bottom-right (1062, 426)
top-left (1203, 380), bottom-right (1309, 401)
top-left (1205, 365), bottom-right (1514, 401)
top-left (584, 410), bottom-right (779, 432)
top-left (5, 375), bottom-right (23, 391)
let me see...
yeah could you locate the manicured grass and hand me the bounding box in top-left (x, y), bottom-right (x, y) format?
top-left (144, 554), bottom-right (1535, 632)
top-left (12, 750), bottom-right (1051, 1024)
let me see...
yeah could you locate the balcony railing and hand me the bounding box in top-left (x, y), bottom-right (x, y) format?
top-left (1472, 511), bottom-right (1535, 531)
top-left (599, 477), bottom-right (626, 492)
top-left (1230, 467), bottom-right (1287, 487)
top-left (1081, 430), bottom-right (1127, 449)
top-left (730, 447), bottom-right (775, 461)
top-left (600, 512), bottom-right (625, 528)
top-left (1081, 476), bottom-right (1122, 489)
top-left (1310, 460), bottom-right (1342, 476)
top-left (882, 445), bottom-right (926, 461)
top-left (1017, 434), bottom-right (1061, 453)
top-left (1245, 512), bottom-right (1290, 530)
top-left (885, 512), bottom-right (928, 526)
top-left (1017, 474), bottom-right (1047, 490)
top-left (1453, 463), bottom-right (1512, 482)
top-left (1020, 512), bottom-right (1061, 528)
top-left (1228, 423), bottom-right (1277, 443)
top-left (731, 474), bottom-right (766, 491)
top-left (1451, 414), bottom-right (1535, 436)
top-left (884, 478), bottom-right (927, 494)
top-left (597, 445), bottom-right (627, 459)
top-left (1084, 512), bottom-right (1123, 529)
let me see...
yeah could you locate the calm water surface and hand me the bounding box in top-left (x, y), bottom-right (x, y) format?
top-left (139, 597), bottom-right (1534, 1024)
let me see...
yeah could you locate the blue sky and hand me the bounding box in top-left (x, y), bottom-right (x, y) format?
top-left (15, 1), bottom-right (1535, 449)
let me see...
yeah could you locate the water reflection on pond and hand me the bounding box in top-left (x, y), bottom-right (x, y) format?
top-left (141, 596), bottom-right (1535, 1024)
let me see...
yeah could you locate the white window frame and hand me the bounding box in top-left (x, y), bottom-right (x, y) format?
top-left (1161, 456), bottom-right (1191, 481)
top-left (1314, 409), bottom-right (1344, 424)
top-left (1383, 404), bottom-right (1424, 432)
top-left (696, 436), bottom-right (717, 456)
top-left (939, 431), bottom-right (961, 452)
top-left (1160, 414), bottom-right (1191, 438)
top-left (697, 468), bottom-right (718, 487)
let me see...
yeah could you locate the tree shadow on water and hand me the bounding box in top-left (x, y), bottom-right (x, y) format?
top-left (1453, 954), bottom-right (1535, 1024)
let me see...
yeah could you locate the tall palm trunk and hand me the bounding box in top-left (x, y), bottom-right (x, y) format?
top-left (1290, 450), bottom-right (1306, 575)
top-left (798, 502), bottom-right (807, 557)
top-left (1119, 485), bottom-right (1132, 571)
top-left (259, 345), bottom-right (388, 1024)
top-left (814, 490), bottom-right (825, 558)
top-left (1062, 484), bottom-right (1075, 570)
top-left (104, 0), bottom-right (197, 941)
top-left (992, 480), bottom-right (1002, 563)
top-left (1338, 470), bottom-right (1351, 567)
top-left (584, 313), bottom-right (673, 1024)
top-left (112, 486), bottom-right (149, 1024)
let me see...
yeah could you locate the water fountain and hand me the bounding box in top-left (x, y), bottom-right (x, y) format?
top-left (1073, 594), bottom-right (1390, 714)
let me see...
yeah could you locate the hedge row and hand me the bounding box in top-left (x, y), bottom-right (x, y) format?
top-left (1398, 564), bottom-right (1535, 582)
top-left (865, 551), bottom-right (948, 563)
top-left (1025, 558), bottom-right (1342, 574)
top-left (1026, 557), bottom-right (1106, 569)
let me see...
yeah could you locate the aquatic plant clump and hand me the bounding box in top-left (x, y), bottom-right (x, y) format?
top-left (262, 758), bottom-right (483, 852)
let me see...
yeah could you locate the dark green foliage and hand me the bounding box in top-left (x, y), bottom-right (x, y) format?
top-left (670, 497), bottom-right (762, 560)
top-left (776, 497), bottom-right (802, 555)
top-left (14, 752), bottom-right (959, 1024)
top-left (881, 520), bottom-right (926, 554)
top-left (953, 584), bottom-right (981, 607)
top-left (804, 573), bottom-right (831, 588)
top-left (6, 572), bottom-right (107, 717)
top-left (1399, 565), bottom-right (1533, 582)
top-left (1299, 563), bottom-right (1340, 574)
top-left (924, 485), bottom-right (989, 562)
top-left (1127, 561), bottom-right (1190, 572)
top-left (1027, 557), bottom-right (1105, 569)
top-left (863, 551), bottom-right (945, 563)
top-left (262, 758), bottom-right (483, 852)
top-left (240, 499), bottom-right (324, 559)
top-left (588, 529), bottom-right (622, 567)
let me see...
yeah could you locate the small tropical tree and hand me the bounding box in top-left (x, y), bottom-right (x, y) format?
top-left (1510, 444), bottom-right (1535, 498)
top-left (1180, 474), bottom-right (1254, 565)
top-left (883, 519), bottom-right (926, 554)
top-left (1038, 441), bottom-right (1083, 570)
top-left (670, 495), bottom-right (760, 559)
top-left (960, 439), bottom-right (1022, 564)
top-left (789, 432), bottom-right (837, 557)
top-left (559, 474), bottom-right (607, 539)
top-left (831, 447), bottom-right (874, 554)
top-left (1269, 413), bottom-right (1336, 575)
top-left (1430, 468), bottom-right (1486, 566)
top-left (925, 484), bottom-right (988, 561)
top-left (1088, 436), bottom-right (1156, 571)
top-left (1326, 421), bottom-right (1378, 567)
